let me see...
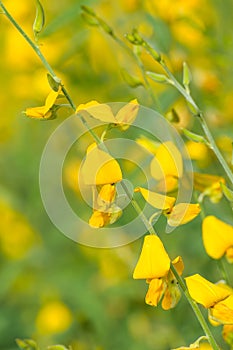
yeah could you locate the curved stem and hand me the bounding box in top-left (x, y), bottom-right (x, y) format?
top-left (170, 264), bottom-right (221, 350)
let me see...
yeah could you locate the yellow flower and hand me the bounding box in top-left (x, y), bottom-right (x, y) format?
top-left (222, 324), bottom-right (233, 347)
top-left (185, 141), bottom-right (210, 168)
top-left (36, 301), bottom-right (73, 334)
top-left (185, 274), bottom-right (230, 308)
top-left (135, 187), bottom-right (200, 227)
top-left (76, 99), bottom-right (139, 130)
top-left (89, 184), bottom-right (122, 228)
top-left (194, 173), bottom-right (225, 203)
top-left (80, 143), bottom-right (122, 185)
top-left (146, 256), bottom-right (184, 310)
top-left (133, 235), bottom-right (170, 279)
top-left (166, 203), bottom-right (201, 227)
top-left (25, 87), bottom-right (62, 120)
top-left (202, 216), bottom-right (233, 262)
top-left (150, 141), bottom-right (183, 192)
top-left (209, 294), bottom-right (233, 325)
top-left (133, 235), bottom-right (183, 310)
top-left (134, 187), bottom-right (176, 211)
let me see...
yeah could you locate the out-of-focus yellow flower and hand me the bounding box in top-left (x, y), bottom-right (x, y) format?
top-left (36, 301), bottom-right (72, 334)
top-left (80, 143), bottom-right (122, 185)
top-left (202, 216), bottom-right (233, 262)
top-left (133, 235), bottom-right (183, 309)
top-left (194, 173), bottom-right (225, 203)
top-left (185, 274), bottom-right (230, 309)
top-left (222, 324), bottom-right (233, 347)
top-left (171, 20), bottom-right (205, 48)
top-left (76, 99), bottom-right (139, 130)
top-left (133, 235), bottom-right (170, 279)
top-left (135, 187), bottom-right (200, 226)
top-left (0, 201), bottom-right (39, 259)
top-left (185, 141), bottom-right (210, 168)
top-left (25, 86), bottom-right (62, 120)
top-left (136, 136), bottom-right (159, 155)
top-left (150, 141), bottom-right (183, 181)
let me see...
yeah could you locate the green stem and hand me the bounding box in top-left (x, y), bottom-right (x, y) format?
top-left (159, 60), bottom-right (233, 187)
top-left (217, 258), bottom-right (231, 286)
top-left (170, 265), bottom-right (221, 350)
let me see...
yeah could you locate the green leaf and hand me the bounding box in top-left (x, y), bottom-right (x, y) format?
top-left (146, 71), bottom-right (171, 84)
top-left (16, 339), bottom-right (39, 350)
top-left (182, 62), bottom-right (192, 91)
top-left (182, 128), bottom-right (209, 145)
top-left (220, 183), bottom-right (233, 202)
top-left (33, 0), bottom-right (45, 39)
top-left (120, 69), bottom-right (144, 88)
top-left (47, 74), bottom-right (61, 92)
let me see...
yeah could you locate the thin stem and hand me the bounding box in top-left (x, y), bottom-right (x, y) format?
top-left (159, 60), bottom-right (233, 187)
top-left (0, 2), bottom-right (77, 114)
top-left (170, 265), bottom-right (221, 350)
top-left (217, 259), bottom-right (230, 286)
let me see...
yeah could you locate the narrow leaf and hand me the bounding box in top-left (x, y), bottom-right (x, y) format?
top-left (120, 69), bottom-right (144, 88)
top-left (183, 62), bottom-right (192, 89)
top-left (182, 128), bottom-right (209, 145)
top-left (147, 71), bottom-right (171, 84)
top-left (33, 0), bottom-right (45, 39)
top-left (221, 183), bottom-right (233, 202)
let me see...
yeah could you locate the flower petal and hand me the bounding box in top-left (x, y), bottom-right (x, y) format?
top-left (150, 141), bottom-right (183, 180)
top-left (76, 100), bottom-right (116, 123)
top-left (185, 274), bottom-right (231, 308)
top-left (81, 143), bottom-right (122, 185)
top-left (145, 278), bottom-right (164, 306)
top-left (115, 99), bottom-right (139, 128)
top-left (167, 203), bottom-right (200, 227)
top-left (89, 210), bottom-right (110, 228)
top-left (209, 295), bottom-right (233, 325)
top-left (135, 187), bottom-right (176, 211)
top-left (202, 216), bottom-right (233, 260)
top-left (172, 256), bottom-right (184, 276)
top-left (133, 235), bottom-right (170, 279)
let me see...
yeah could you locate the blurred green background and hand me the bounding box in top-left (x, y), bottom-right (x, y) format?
top-left (1, 0), bottom-right (233, 349)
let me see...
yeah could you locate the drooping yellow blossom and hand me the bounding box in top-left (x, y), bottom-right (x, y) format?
top-left (36, 301), bottom-right (73, 334)
top-left (150, 141), bottom-right (183, 179)
top-left (150, 141), bottom-right (183, 193)
top-left (89, 184), bottom-right (122, 228)
top-left (167, 203), bottom-right (201, 227)
top-left (133, 235), bottom-right (184, 310)
top-left (135, 187), bottom-right (176, 211)
top-left (76, 99), bottom-right (139, 130)
top-left (135, 187), bottom-right (200, 226)
top-left (80, 143), bottom-right (122, 185)
top-left (194, 173), bottom-right (225, 203)
top-left (202, 216), bottom-right (233, 262)
top-left (185, 274), bottom-right (231, 309)
top-left (133, 235), bottom-right (170, 279)
top-left (209, 294), bottom-right (233, 325)
top-left (146, 256), bottom-right (184, 310)
top-left (25, 86), bottom-right (62, 120)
